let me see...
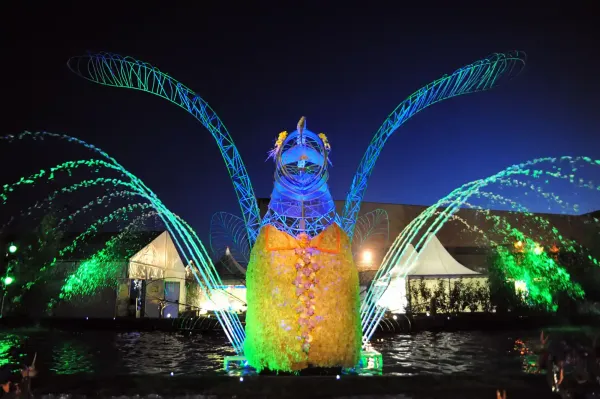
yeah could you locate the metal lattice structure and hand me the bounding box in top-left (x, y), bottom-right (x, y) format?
top-left (352, 208), bottom-right (390, 257)
top-left (209, 211), bottom-right (250, 266)
top-left (66, 50), bottom-right (527, 353)
top-left (67, 52), bottom-right (261, 246)
top-left (261, 118), bottom-right (338, 237)
top-left (341, 52), bottom-right (527, 239)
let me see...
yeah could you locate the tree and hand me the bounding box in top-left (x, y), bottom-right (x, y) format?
top-left (432, 279), bottom-right (448, 314)
top-left (487, 240), bottom-right (584, 313)
top-left (4, 213), bottom-right (64, 317)
top-left (449, 279), bottom-right (463, 313)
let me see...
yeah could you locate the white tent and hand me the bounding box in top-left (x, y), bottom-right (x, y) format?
top-left (407, 233), bottom-right (480, 277)
top-left (126, 231), bottom-right (187, 318)
top-left (377, 234), bottom-right (484, 313)
top-left (128, 231), bottom-right (186, 280)
top-left (376, 244), bottom-right (417, 313)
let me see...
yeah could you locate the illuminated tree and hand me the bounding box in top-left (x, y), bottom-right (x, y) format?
top-left (488, 239), bottom-right (584, 312)
top-left (5, 213), bottom-right (64, 316)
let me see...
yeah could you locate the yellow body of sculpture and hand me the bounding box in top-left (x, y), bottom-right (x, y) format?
top-left (244, 222), bottom-right (362, 372)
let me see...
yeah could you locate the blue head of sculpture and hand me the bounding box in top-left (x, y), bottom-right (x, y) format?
top-left (262, 117), bottom-right (338, 237)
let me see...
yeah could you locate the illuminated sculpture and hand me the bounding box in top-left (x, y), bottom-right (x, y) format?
top-left (244, 118), bottom-right (361, 371)
top-left (67, 50), bottom-right (525, 354)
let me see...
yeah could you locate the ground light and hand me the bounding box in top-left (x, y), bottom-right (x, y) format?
top-left (3, 276), bottom-right (13, 285)
top-left (8, 244), bottom-right (17, 254)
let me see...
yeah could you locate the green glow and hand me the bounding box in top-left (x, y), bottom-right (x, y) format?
top-left (490, 235), bottom-right (583, 310)
top-left (0, 131), bottom-right (247, 353)
top-left (2, 129), bottom-right (600, 356)
top-left (8, 244), bottom-right (17, 254)
top-left (362, 156), bottom-right (600, 341)
top-left (3, 276), bottom-right (13, 285)
top-left (60, 212), bottom-right (158, 299)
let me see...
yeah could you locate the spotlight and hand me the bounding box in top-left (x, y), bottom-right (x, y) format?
top-left (362, 250), bottom-right (373, 264)
top-left (336, 375), bottom-right (340, 380)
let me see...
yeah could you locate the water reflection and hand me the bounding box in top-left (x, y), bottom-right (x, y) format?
top-left (115, 332), bottom-right (235, 375)
top-left (51, 341), bottom-right (94, 375)
top-left (513, 338), bottom-right (540, 374)
top-left (1, 329), bottom-right (537, 377)
top-left (0, 333), bottom-right (23, 369)
top-left (371, 331), bottom-right (537, 376)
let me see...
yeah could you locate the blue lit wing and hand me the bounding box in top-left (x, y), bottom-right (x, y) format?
top-left (342, 52), bottom-right (526, 239)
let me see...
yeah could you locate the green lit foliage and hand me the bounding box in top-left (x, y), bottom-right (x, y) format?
top-left (59, 212), bottom-right (159, 301)
top-left (6, 213), bottom-right (64, 316)
top-left (489, 236), bottom-right (584, 312)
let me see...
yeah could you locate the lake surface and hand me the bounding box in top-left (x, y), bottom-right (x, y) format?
top-left (0, 328), bottom-right (540, 377)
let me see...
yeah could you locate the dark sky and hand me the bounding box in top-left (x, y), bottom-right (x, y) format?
top-left (2, 2), bottom-right (600, 240)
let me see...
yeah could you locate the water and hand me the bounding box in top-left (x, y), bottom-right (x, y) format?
top-left (0, 328), bottom-right (538, 377)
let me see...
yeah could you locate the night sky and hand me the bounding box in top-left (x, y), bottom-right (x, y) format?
top-left (2, 2), bottom-right (600, 241)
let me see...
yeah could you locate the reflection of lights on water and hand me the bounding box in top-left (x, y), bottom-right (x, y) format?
top-left (51, 342), bottom-right (94, 375)
top-left (513, 338), bottom-right (539, 375)
top-left (0, 334), bottom-right (21, 368)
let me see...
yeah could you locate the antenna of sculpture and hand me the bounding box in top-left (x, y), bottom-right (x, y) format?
top-left (244, 118), bottom-right (361, 372)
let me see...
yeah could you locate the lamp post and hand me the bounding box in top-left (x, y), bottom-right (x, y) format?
top-left (1, 243), bottom-right (18, 318)
top-left (1, 275), bottom-right (14, 318)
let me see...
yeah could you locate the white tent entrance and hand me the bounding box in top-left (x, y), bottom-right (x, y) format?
top-left (117, 231), bottom-right (187, 318)
top-left (376, 243), bottom-right (417, 313)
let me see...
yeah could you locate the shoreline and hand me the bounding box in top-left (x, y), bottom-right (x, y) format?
top-left (32, 374), bottom-right (554, 398)
top-left (0, 312), bottom-right (580, 334)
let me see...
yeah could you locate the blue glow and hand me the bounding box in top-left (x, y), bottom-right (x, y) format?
top-left (261, 119), bottom-right (338, 237)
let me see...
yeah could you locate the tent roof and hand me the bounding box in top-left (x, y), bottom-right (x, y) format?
top-left (389, 243), bottom-right (417, 278)
top-left (213, 247), bottom-right (246, 285)
top-left (128, 231), bottom-right (186, 280)
top-left (408, 233), bottom-right (480, 277)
